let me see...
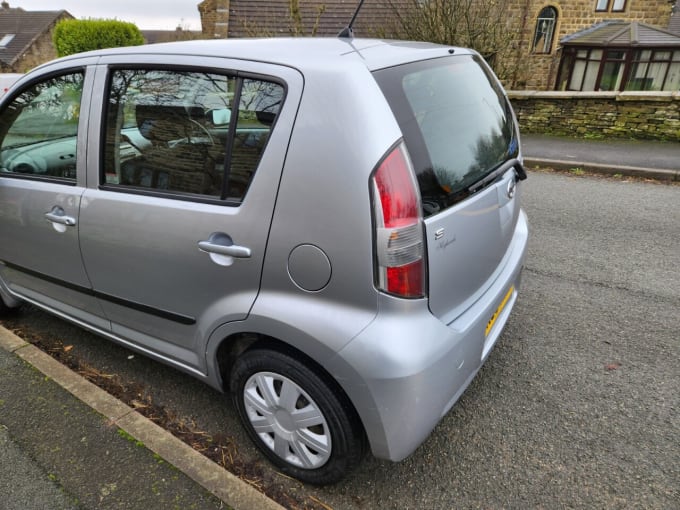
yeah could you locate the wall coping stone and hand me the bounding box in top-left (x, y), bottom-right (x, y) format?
top-left (507, 91), bottom-right (678, 102)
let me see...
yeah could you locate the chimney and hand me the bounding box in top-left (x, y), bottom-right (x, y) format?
top-left (1, 2), bottom-right (9, 9)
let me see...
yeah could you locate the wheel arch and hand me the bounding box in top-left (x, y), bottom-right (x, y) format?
top-left (213, 331), bottom-right (359, 412)
top-left (206, 324), bottom-right (371, 448)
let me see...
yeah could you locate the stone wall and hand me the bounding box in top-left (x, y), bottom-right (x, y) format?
top-left (198, 0), bottom-right (230, 38)
top-left (11, 30), bottom-right (57, 73)
top-left (1, 12), bottom-right (72, 73)
top-left (508, 91), bottom-right (680, 142)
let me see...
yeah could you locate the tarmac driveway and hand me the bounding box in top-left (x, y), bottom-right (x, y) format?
top-left (1, 171), bottom-right (678, 509)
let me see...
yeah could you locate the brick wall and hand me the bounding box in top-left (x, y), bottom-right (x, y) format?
top-left (508, 91), bottom-right (680, 142)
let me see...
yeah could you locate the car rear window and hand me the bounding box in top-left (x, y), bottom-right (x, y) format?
top-left (373, 54), bottom-right (518, 216)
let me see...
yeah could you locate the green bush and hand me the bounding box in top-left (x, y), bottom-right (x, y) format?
top-left (53, 19), bottom-right (145, 57)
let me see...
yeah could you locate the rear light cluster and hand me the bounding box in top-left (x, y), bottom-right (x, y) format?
top-left (371, 143), bottom-right (426, 298)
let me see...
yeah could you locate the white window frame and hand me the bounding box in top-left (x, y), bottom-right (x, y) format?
top-left (0, 34), bottom-right (15, 47)
top-left (596, 0), bottom-right (627, 12)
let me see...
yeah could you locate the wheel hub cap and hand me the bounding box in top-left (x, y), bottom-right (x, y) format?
top-left (243, 372), bottom-right (332, 469)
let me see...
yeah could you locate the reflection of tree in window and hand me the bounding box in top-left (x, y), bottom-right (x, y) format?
top-left (225, 79), bottom-right (284, 198)
top-left (533, 7), bottom-right (557, 54)
top-left (0, 73), bottom-right (83, 149)
top-left (104, 69), bottom-right (235, 194)
top-left (239, 80), bottom-right (283, 125)
top-left (103, 69), bottom-right (283, 201)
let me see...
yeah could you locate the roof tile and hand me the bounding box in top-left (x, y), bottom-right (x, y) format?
top-left (0, 7), bottom-right (71, 66)
top-left (561, 20), bottom-right (680, 47)
top-left (227, 0), bottom-right (408, 38)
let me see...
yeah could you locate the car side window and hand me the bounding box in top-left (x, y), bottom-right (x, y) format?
top-left (103, 69), bottom-right (284, 203)
top-left (0, 72), bottom-right (84, 181)
top-left (226, 79), bottom-right (283, 199)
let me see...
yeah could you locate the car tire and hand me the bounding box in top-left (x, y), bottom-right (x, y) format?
top-left (230, 347), bottom-right (365, 485)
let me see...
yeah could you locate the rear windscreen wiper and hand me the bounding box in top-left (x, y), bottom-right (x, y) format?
top-left (468, 158), bottom-right (527, 195)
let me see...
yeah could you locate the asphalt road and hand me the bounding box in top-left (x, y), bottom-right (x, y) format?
top-left (2, 171), bottom-right (678, 509)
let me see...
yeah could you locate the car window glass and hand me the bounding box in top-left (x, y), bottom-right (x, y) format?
top-left (374, 55), bottom-right (518, 215)
top-left (226, 78), bottom-right (283, 199)
top-left (104, 69), bottom-right (283, 202)
top-left (0, 72), bottom-right (84, 181)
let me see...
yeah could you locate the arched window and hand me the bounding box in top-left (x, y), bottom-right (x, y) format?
top-left (533, 7), bottom-right (558, 54)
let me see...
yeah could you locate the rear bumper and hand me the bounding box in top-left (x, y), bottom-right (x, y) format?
top-left (335, 209), bottom-right (528, 461)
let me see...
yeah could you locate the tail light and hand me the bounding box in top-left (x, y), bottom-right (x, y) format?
top-left (371, 143), bottom-right (425, 298)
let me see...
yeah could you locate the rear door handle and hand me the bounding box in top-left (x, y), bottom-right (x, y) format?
top-left (198, 241), bottom-right (251, 258)
top-left (198, 232), bottom-right (251, 267)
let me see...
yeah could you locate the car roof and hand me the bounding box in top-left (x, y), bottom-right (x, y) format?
top-left (49, 38), bottom-right (473, 72)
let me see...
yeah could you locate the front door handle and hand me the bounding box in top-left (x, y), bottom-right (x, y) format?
top-left (45, 211), bottom-right (76, 226)
top-left (45, 206), bottom-right (76, 233)
top-left (198, 241), bottom-right (251, 258)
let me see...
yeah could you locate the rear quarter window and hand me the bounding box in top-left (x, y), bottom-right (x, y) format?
top-left (374, 54), bottom-right (518, 216)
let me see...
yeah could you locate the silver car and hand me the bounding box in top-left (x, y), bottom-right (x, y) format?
top-left (0, 37), bottom-right (528, 484)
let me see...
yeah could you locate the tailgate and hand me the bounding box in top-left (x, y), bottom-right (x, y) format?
top-left (372, 51), bottom-right (524, 322)
top-left (425, 168), bottom-right (522, 323)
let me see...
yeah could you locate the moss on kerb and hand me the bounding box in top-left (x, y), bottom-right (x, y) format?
top-left (117, 428), bottom-right (145, 448)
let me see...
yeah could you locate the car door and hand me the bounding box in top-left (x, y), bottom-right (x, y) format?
top-left (0, 67), bottom-right (108, 328)
top-left (78, 57), bottom-right (302, 375)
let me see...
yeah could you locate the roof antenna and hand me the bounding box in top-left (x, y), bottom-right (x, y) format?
top-left (338, 0), bottom-right (367, 39)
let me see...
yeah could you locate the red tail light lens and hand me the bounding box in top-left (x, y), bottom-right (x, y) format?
top-left (386, 261), bottom-right (424, 298)
top-left (372, 143), bottom-right (425, 298)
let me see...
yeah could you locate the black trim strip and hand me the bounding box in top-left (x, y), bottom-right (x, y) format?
top-left (221, 76), bottom-right (243, 200)
top-left (1, 261), bottom-right (196, 325)
top-left (0, 172), bottom-right (78, 186)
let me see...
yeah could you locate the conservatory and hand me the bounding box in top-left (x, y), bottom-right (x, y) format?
top-left (556, 21), bottom-right (680, 92)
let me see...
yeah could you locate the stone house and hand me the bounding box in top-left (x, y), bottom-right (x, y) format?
top-left (198, 0), bottom-right (678, 91)
top-left (504, 0), bottom-right (679, 91)
top-left (0, 2), bottom-right (72, 73)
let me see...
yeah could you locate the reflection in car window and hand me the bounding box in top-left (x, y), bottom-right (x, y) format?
top-left (0, 72), bottom-right (84, 181)
top-left (374, 55), bottom-right (518, 215)
top-left (104, 69), bottom-right (284, 202)
top-left (226, 79), bottom-right (283, 199)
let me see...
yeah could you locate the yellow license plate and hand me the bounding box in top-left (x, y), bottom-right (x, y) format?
top-left (485, 286), bottom-right (514, 337)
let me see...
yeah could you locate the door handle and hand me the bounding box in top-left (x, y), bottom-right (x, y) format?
top-left (198, 232), bottom-right (251, 267)
top-left (198, 241), bottom-right (251, 258)
top-left (45, 212), bottom-right (76, 226)
top-left (45, 208), bottom-right (76, 226)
